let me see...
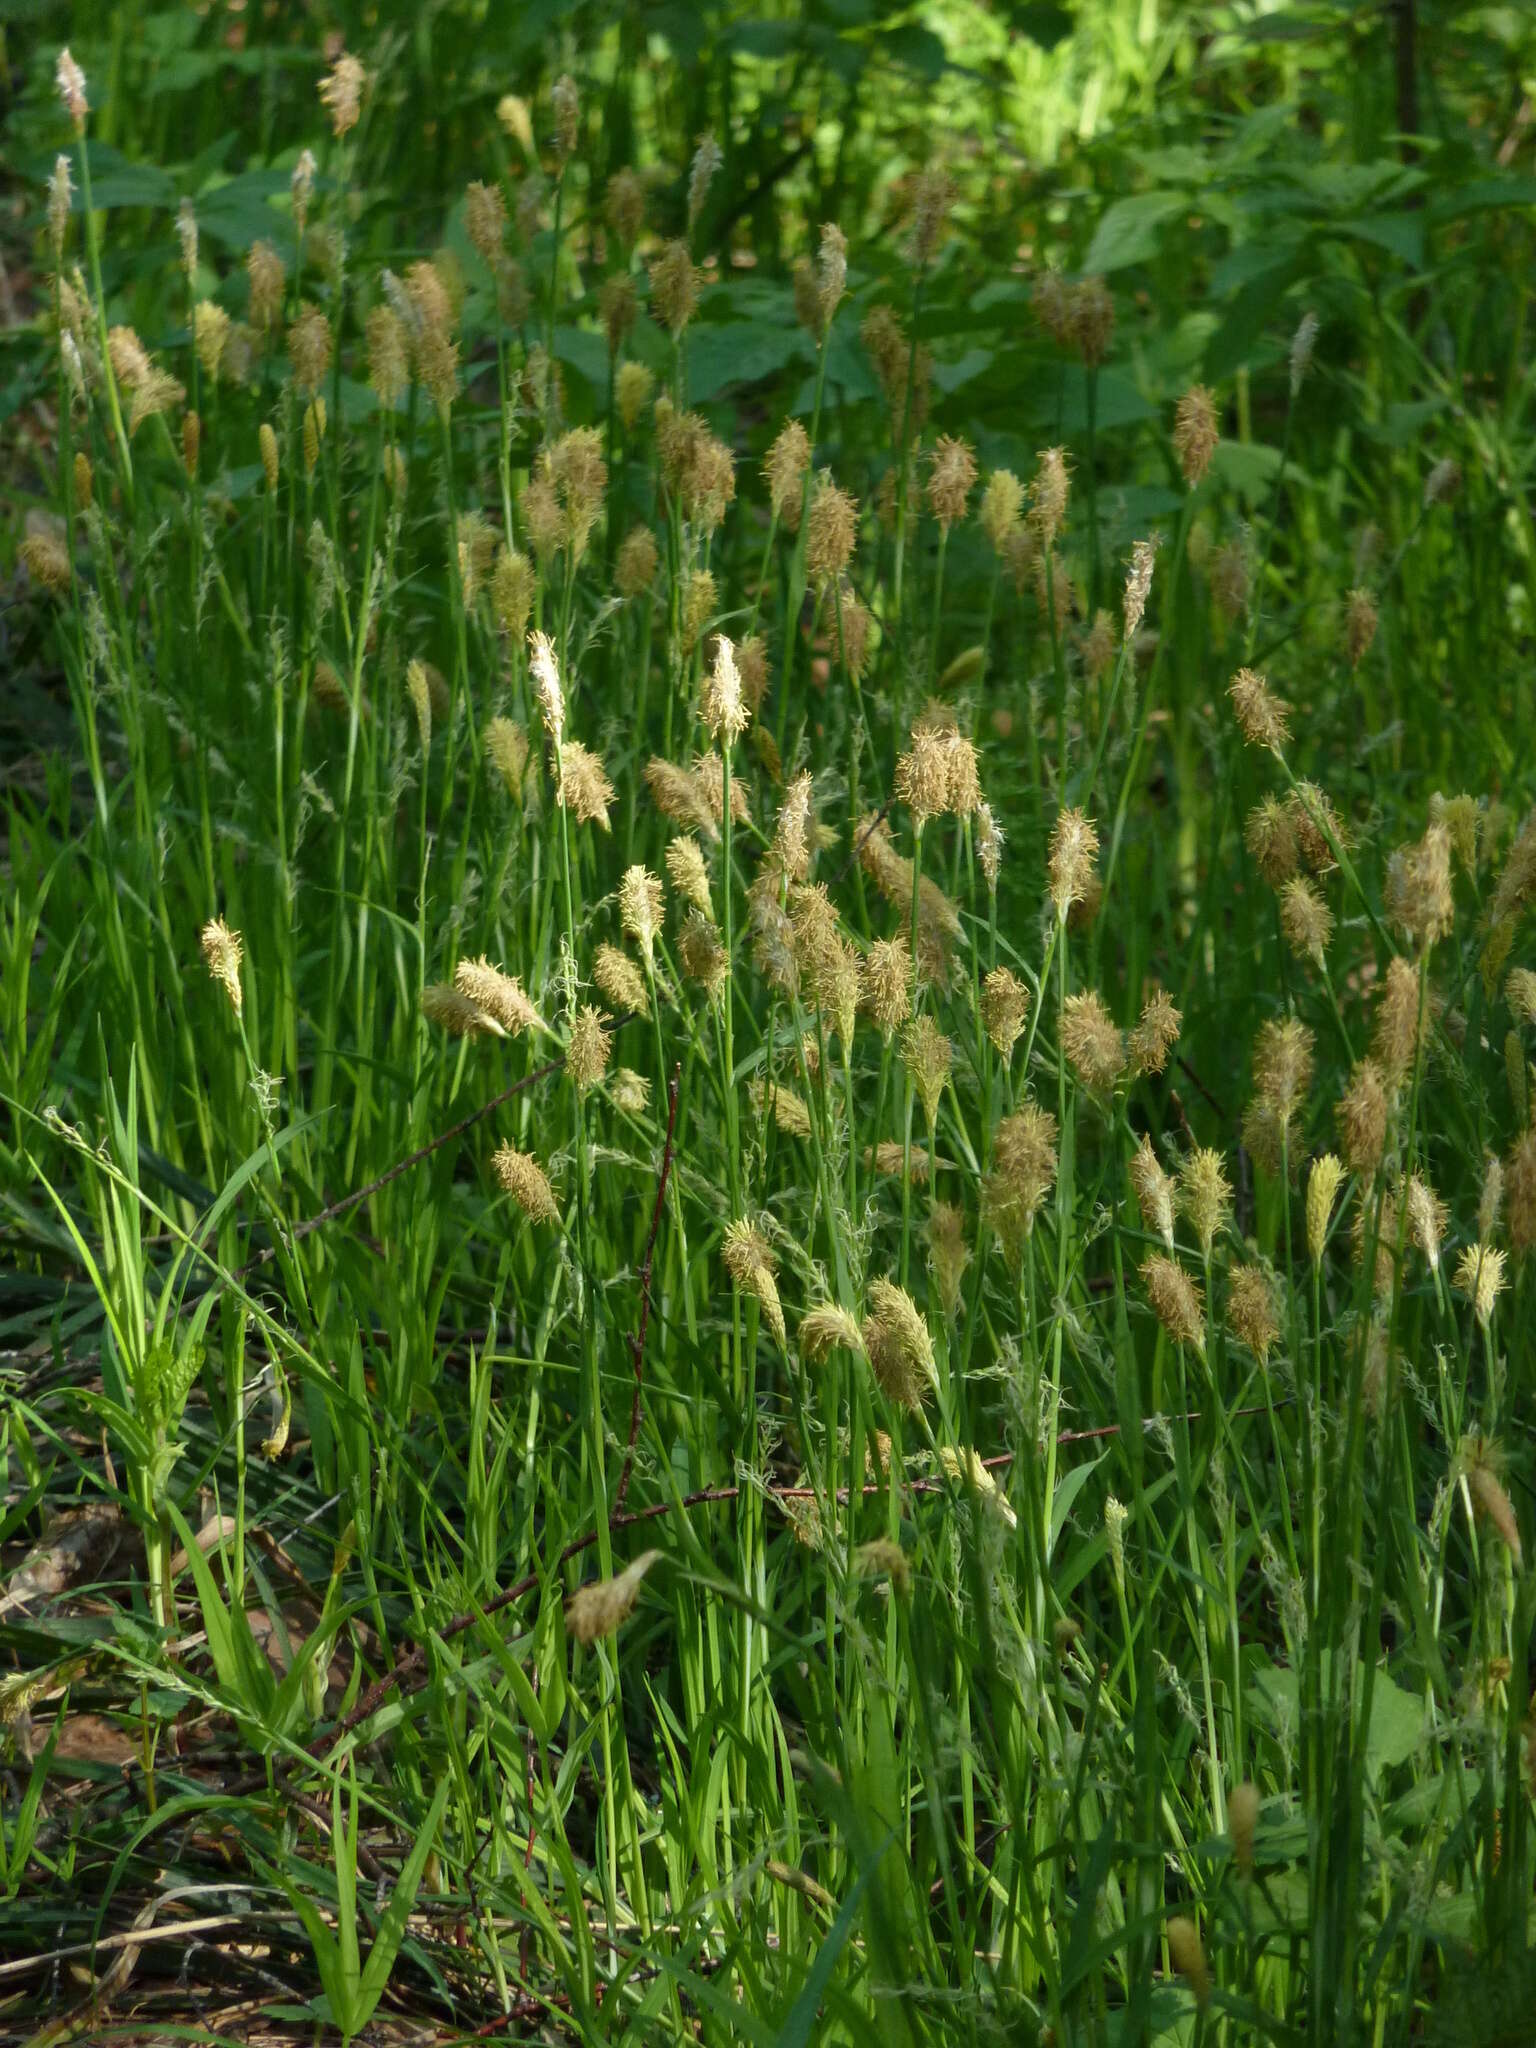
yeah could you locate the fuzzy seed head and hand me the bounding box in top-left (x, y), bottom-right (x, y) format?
top-left (980, 966), bottom-right (1030, 1059)
top-left (1254, 1016), bottom-right (1315, 1120)
top-left (200, 918), bottom-right (244, 1016)
top-left (1180, 1148), bottom-right (1232, 1258)
top-left (1344, 587), bottom-right (1378, 669)
top-left (605, 166), bottom-right (645, 247)
top-left (863, 1278), bottom-right (936, 1408)
top-left (928, 1202), bottom-right (971, 1317)
top-left (984, 1101), bottom-right (1058, 1259)
top-left (558, 743), bottom-right (616, 829)
top-left (1173, 386), bottom-right (1219, 487)
top-left (1307, 1154), bottom-right (1345, 1261)
top-left (765, 419), bottom-right (811, 527)
top-left (1130, 1136), bottom-right (1177, 1252)
top-left (593, 943), bottom-right (647, 1016)
top-left (492, 1144), bottom-right (558, 1223)
top-left (615, 359), bottom-right (654, 432)
top-left (666, 838), bottom-right (712, 917)
top-left (1281, 876), bottom-right (1334, 965)
top-left (247, 239), bottom-right (286, 332)
top-left (454, 958), bottom-right (542, 1036)
top-left (1290, 310), bottom-right (1318, 395)
top-left (649, 239), bottom-right (698, 338)
top-left (19, 534), bottom-right (71, 595)
top-left (1336, 1059), bottom-right (1389, 1177)
top-left (318, 50), bottom-right (364, 136)
top-left (1373, 955), bottom-right (1423, 1083)
top-left (979, 469), bottom-right (1024, 555)
top-left (678, 911), bottom-right (729, 998)
top-left (1404, 1172), bottom-right (1447, 1270)
top-left (1130, 989), bottom-right (1182, 1077)
top-left (901, 1015), bottom-right (952, 1131)
top-left (1246, 796), bottom-right (1298, 885)
top-left (1509, 1128), bottom-right (1536, 1256)
top-left (565, 1005), bottom-right (612, 1092)
top-left (1062, 990), bottom-right (1124, 1091)
top-left (722, 1220), bottom-right (784, 1346)
top-left (700, 633), bottom-right (749, 744)
top-left (805, 472), bottom-right (858, 585)
top-left (799, 1301), bottom-right (866, 1364)
top-left (1227, 1265), bottom-right (1279, 1363)
top-left (1048, 807), bottom-right (1100, 921)
top-left (1070, 276), bottom-right (1116, 365)
top-left (1124, 537), bottom-right (1158, 638)
top-left (1142, 1255), bottom-right (1205, 1354)
top-left (1228, 667), bottom-right (1290, 752)
top-left (423, 983), bottom-right (501, 1037)
top-left (485, 718), bottom-right (532, 805)
top-left (1424, 457), bottom-right (1461, 509)
top-left (927, 435), bottom-right (977, 530)
top-left (566, 1549), bottom-right (662, 1646)
top-left (1385, 822), bottom-right (1454, 951)
top-left (1455, 1242), bottom-right (1507, 1328)
top-left (527, 630), bottom-right (565, 753)
top-left (1028, 446), bottom-right (1070, 546)
top-left (1166, 1917), bottom-right (1212, 2010)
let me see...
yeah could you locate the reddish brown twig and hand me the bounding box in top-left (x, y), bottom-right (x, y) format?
top-left (614, 1063), bottom-right (681, 1517)
top-left (304, 1399), bottom-right (1287, 1763)
top-left (234, 1057), bottom-right (566, 1279)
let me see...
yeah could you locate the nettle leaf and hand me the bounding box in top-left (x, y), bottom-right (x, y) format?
top-left (1082, 191), bottom-right (1189, 274)
top-left (684, 320), bottom-right (814, 404)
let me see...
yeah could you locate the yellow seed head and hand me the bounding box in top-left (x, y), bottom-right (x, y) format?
top-left (862, 1278), bottom-right (937, 1409)
top-left (799, 1300), bottom-right (867, 1364)
top-left (1129, 988), bottom-right (1182, 1077)
top-left (1048, 806), bottom-right (1100, 921)
top-left (980, 966), bottom-right (1031, 1059)
top-left (1123, 536), bottom-right (1158, 638)
top-left (1028, 445), bottom-right (1070, 546)
top-left (199, 917), bottom-right (244, 1016)
top-left (615, 358), bottom-right (654, 432)
top-left (1141, 1254), bottom-right (1205, 1354)
top-left (700, 633), bottom-right (749, 744)
top-left (1306, 1153), bottom-right (1345, 1261)
top-left (1229, 1781), bottom-right (1261, 1875)
top-left (565, 1005), bottom-right (612, 1092)
top-left (1280, 876), bottom-right (1333, 965)
top-left (1173, 386), bottom-right (1219, 487)
top-left (1130, 1135), bottom-right (1177, 1252)
top-left (318, 50), bottom-right (365, 137)
top-left (616, 525), bottom-right (659, 599)
top-left (666, 837), bottom-right (712, 917)
top-left (984, 1101), bottom-right (1058, 1259)
top-left (605, 167), bottom-right (646, 247)
top-left (1062, 990), bottom-right (1124, 1091)
top-left (1454, 1242), bottom-right (1507, 1328)
top-left (722, 1220), bottom-right (785, 1347)
top-left (19, 534), bottom-right (71, 595)
top-left (1227, 1265), bottom-right (1279, 1363)
top-left (565, 1549), bottom-right (663, 1646)
top-left (805, 472), bottom-right (858, 585)
top-left (405, 661), bottom-right (432, 752)
top-left (1373, 955), bottom-right (1423, 1082)
top-left (901, 1015), bottom-right (952, 1131)
top-left (1228, 667), bottom-right (1290, 751)
top-left (492, 1144), bottom-right (558, 1223)
top-left (1179, 1147), bottom-right (1232, 1258)
top-left (1336, 1059), bottom-right (1389, 1178)
top-left (454, 957), bottom-right (542, 1035)
top-left (1385, 821), bottom-right (1454, 951)
top-left (1403, 1172), bottom-right (1447, 1270)
top-left (557, 744), bottom-right (614, 828)
top-left (619, 865), bottom-right (663, 962)
top-left (980, 469), bottom-right (1024, 554)
top-left (649, 239), bottom-right (698, 338)
top-left (1166, 1916), bottom-right (1212, 2010)
top-left (594, 943), bottom-right (647, 1016)
top-left (679, 911), bottom-right (730, 998)
top-left (928, 1202), bottom-right (971, 1317)
top-left (927, 435), bottom-right (977, 530)
top-left (486, 718), bottom-right (532, 805)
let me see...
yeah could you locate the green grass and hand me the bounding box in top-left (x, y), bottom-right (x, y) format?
top-left (4, 5), bottom-right (1536, 2044)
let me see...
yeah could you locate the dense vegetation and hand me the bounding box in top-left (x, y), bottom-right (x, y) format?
top-left (4, 3), bottom-right (1536, 2042)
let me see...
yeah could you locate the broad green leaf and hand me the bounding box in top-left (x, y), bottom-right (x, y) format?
top-left (1083, 191), bottom-right (1189, 274)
